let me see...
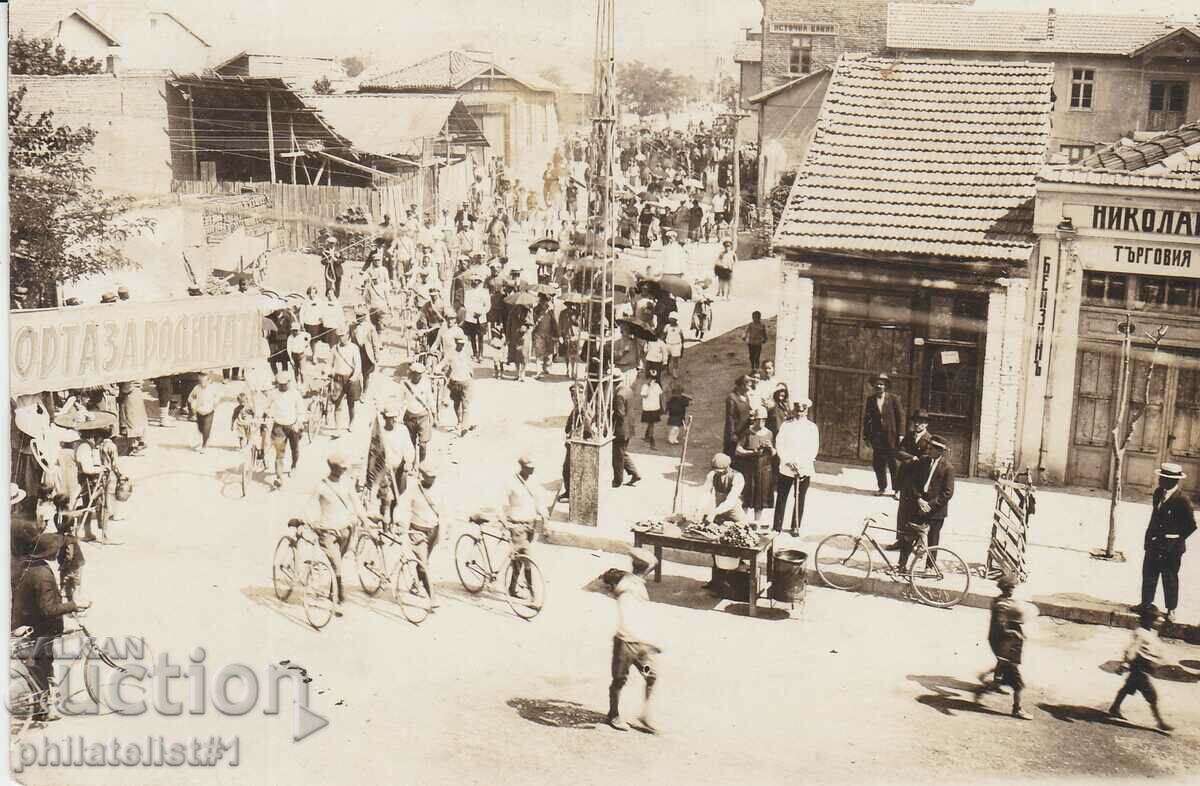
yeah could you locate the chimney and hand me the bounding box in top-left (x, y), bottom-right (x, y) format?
top-left (1046, 8), bottom-right (1056, 40)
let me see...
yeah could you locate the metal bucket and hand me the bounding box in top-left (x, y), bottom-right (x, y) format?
top-left (771, 549), bottom-right (808, 605)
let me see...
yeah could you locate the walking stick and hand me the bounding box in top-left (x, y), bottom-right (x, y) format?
top-left (671, 414), bottom-right (694, 514)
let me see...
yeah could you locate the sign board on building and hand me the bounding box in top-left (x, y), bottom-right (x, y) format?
top-left (1060, 202), bottom-right (1200, 280)
top-left (9, 297), bottom-right (269, 396)
top-left (769, 22), bottom-right (838, 35)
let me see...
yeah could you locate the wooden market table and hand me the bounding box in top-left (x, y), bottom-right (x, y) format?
top-left (631, 529), bottom-right (777, 617)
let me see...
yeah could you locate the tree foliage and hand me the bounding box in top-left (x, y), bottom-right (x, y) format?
top-left (718, 75), bottom-right (739, 110)
top-left (9, 87), bottom-right (153, 308)
top-left (617, 60), bottom-right (691, 119)
top-left (9, 33), bottom-right (104, 75)
top-left (339, 55), bottom-right (367, 78)
top-left (312, 76), bottom-right (335, 94)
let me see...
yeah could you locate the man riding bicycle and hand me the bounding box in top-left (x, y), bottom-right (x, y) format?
top-left (393, 464), bottom-right (444, 606)
top-left (503, 456), bottom-right (549, 599)
top-left (314, 452), bottom-right (372, 617)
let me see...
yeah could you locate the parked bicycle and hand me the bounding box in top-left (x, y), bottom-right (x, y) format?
top-left (814, 512), bottom-right (971, 608)
top-left (271, 519), bottom-right (338, 629)
top-left (454, 515), bottom-right (545, 619)
top-left (354, 519), bottom-right (433, 625)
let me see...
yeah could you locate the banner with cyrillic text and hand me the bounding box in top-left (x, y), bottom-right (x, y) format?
top-left (10, 296), bottom-right (268, 396)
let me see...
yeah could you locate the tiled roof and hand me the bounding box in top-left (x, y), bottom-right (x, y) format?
top-left (887, 3), bottom-right (1194, 55)
top-left (734, 41), bottom-right (761, 63)
top-left (360, 50), bottom-right (555, 93)
top-left (10, 1), bottom-right (120, 44)
top-left (1038, 122), bottom-right (1200, 191)
top-left (300, 94), bottom-right (488, 157)
top-left (747, 70), bottom-right (829, 105)
top-left (774, 56), bottom-right (1054, 263)
top-left (1081, 123), bottom-right (1200, 172)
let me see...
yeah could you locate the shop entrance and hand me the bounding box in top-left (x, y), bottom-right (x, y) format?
top-left (1069, 344), bottom-right (1200, 495)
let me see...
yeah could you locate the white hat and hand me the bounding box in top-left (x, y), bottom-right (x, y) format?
top-left (1157, 462), bottom-right (1186, 480)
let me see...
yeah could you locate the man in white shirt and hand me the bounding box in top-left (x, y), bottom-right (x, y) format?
top-left (643, 335), bottom-right (668, 380)
top-left (352, 309), bottom-right (379, 394)
top-left (393, 464), bottom-right (445, 604)
top-left (463, 278), bottom-right (491, 361)
top-left (323, 296), bottom-right (347, 347)
top-left (402, 363), bottom-right (436, 462)
top-left (773, 398), bottom-right (819, 536)
top-left (751, 361), bottom-right (778, 410)
top-left (503, 456), bottom-right (548, 602)
top-left (330, 330), bottom-right (362, 429)
top-left (662, 315), bottom-right (685, 378)
top-left (299, 288), bottom-right (325, 349)
top-left (314, 451), bottom-right (371, 616)
top-left (268, 371), bottom-right (305, 488)
top-left (439, 334), bottom-right (475, 434)
top-left (286, 326), bottom-right (311, 384)
top-left (607, 547), bottom-right (661, 733)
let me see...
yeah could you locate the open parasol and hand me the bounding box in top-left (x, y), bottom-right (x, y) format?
top-left (561, 292), bottom-right (588, 305)
top-left (505, 290), bottom-right (539, 307)
top-left (53, 410), bottom-right (117, 433)
top-left (457, 264), bottom-right (489, 281)
top-left (654, 275), bottom-right (693, 300)
top-left (528, 238), bottom-right (560, 253)
top-left (617, 317), bottom-right (657, 342)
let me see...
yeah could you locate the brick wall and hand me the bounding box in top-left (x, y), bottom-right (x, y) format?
top-left (10, 74), bottom-right (174, 197)
top-left (977, 278), bottom-right (1029, 476)
top-left (774, 261), bottom-right (815, 401)
top-left (761, 0), bottom-right (964, 88)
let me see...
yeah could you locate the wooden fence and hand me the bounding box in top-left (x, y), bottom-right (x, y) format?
top-left (172, 177), bottom-right (425, 252)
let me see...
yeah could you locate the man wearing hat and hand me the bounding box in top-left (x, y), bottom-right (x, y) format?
top-left (267, 371), bottom-right (305, 488)
top-left (607, 546), bottom-right (662, 733)
top-left (13, 532), bottom-right (91, 720)
top-left (1134, 463), bottom-right (1195, 622)
top-left (697, 453), bottom-right (746, 524)
top-left (116, 286), bottom-right (130, 301)
top-left (321, 235), bottom-right (343, 298)
top-left (886, 409), bottom-right (933, 549)
top-left (352, 306), bottom-right (379, 393)
top-left (773, 398), bottom-right (819, 536)
top-left (376, 405), bottom-right (415, 521)
top-left (504, 456), bottom-right (549, 601)
top-left (612, 370), bottom-right (641, 488)
top-left (394, 462), bottom-right (444, 605)
top-left (287, 324), bottom-right (312, 384)
top-left (463, 275), bottom-right (491, 361)
top-left (330, 329), bottom-right (363, 429)
top-left (401, 363), bottom-right (436, 463)
top-left (438, 332), bottom-right (475, 435)
top-left (315, 452), bottom-right (371, 616)
top-left (862, 371), bottom-right (905, 497)
top-left (897, 434), bottom-right (955, 574)
top-left (100, 292), bottom-right (118, 304)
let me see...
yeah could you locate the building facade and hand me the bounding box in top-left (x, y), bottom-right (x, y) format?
top-left (1025, 124), bottom-right (1200, 495)
top-left (359, 50), bottom-right (559, 186)
top-left (887, 4), bottom-right (1200, 159)
top-left (773, 55), bottom-right (1054, 478)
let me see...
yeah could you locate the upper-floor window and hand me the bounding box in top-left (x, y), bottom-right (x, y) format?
top-left (789, 36), bottom-right (812, 75)
top-left (1069, 68), bottom-right (1094, 110)
top-left (1082, 271), bottom-right (1127, 307)
top-left (1148, 81), bottom-right (1189, 131)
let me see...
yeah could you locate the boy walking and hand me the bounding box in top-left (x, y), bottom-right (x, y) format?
top-left (1109, 604), bottom-right (1174, 732)
top-left (607, 548), bottom-right (661, 734)
top-left (743, 311), bottom-right (768, 372)
top-left (973, 573), bottom-right (1031, 719)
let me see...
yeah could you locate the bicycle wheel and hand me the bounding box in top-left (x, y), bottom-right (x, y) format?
top-left (814, 534), bottom-right (873, 591)
top-left (83, 639), bottom-right (149, 713)
top-left (909, 547), bottom-right (971, 608)
top-left (272, 537), bottom-right (298, 601)
top-left (502, 556), bottom-right (545, 620)
top-left (355, 534), bottom-right (385, 596)
top-left (8, 667), bottom-right (38, 739)
top-left (302, 557), bottom-right (337, 630)
top-left (241, 442), bottom-right (253, 497)
top-left (305, 400), bottom-right (321, 443)
top-left (392, 558), bottom-right (431, 625)
top-left (454, 534), bottom-right (488, 593)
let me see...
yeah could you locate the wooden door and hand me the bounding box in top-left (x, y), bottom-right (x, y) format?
top-left (811, 318), bottom-right (912, 462)
top-left (920, 344), bottom-right (979, 473)
top-left (1165, 365), bottom-right (1200, 496)
top-left (1069, 347), bottom-right (1118, 488)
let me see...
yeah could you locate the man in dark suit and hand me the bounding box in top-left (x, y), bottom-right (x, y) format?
top-left (898, 435), bottom-right (955, 573)
top-left (862, 372), bottom-right (905, 496)
top-left (1134, 463), bottom-right (1196, 623)
top-left (612, 371), bottom-right (641, 488)
top-left (885, 409), bottom-right (933, 550)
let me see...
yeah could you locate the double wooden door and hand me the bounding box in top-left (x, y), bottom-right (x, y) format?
top-left (1070, 345), bottom-right (1200, 494)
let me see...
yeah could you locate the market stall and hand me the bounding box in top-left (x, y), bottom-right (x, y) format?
top-left (632, 518), bottom-right (777, 617)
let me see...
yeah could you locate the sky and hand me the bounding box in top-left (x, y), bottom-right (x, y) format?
top-left (151, 0), bottom-right (1189, 84)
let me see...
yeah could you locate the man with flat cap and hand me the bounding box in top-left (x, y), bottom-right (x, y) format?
top-left (394, 462), bottom-right (445, 606)
top-left (1134, 463), bottom-right (1196, 623)
top-left (268, 370), bottom-right (305, 488)
top-left (606, 546), bottom-right (662, 734)
top-left (401, 363), bottom-right (436, 463)
top-left (315, 451), bottom-right (371, 616)
top-left (504, 456), bottom-right (548, 602)
top-left (863, 371), bottom-right (905, 497)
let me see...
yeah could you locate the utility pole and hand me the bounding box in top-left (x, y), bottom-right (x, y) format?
top-left (266, 92), bottom-right (277, 183)
top-left (567, 0), bottom-right (618, 526)
top-left (719, 103), bottom-right (751, 241)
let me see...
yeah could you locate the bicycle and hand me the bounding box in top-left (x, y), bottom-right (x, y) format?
top-left (73, 467), bottom-right (111, 542)
top-left (814, 512), bottom-right (971, 608)
top-left (304, 375), bottom-right (337, 444)
top-left (354, 520), bottom-right (432, 625)
top-left (453, 515), bottom-right (545, 620)
top-left (271, 519), bottom-right (338, 629)
top-left (238, 416), bottom-right (269, 497)
top-left (9, 620), bottom-right (152, 740)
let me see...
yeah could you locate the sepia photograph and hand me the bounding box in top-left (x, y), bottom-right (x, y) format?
top-left (4, 0), bottom-right (1200, 783)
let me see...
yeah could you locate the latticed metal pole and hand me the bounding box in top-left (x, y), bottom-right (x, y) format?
top-left (567, 0), bottom-right (618, 526)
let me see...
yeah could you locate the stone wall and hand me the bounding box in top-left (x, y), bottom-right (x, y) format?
top-left (977, 277), bottom-right (1030, 476)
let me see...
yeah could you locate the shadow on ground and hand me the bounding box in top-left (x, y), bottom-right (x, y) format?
top-left (1038, 703), bottom-right (1171, 734)
top-left (507, 697), bottom-right (609, 730)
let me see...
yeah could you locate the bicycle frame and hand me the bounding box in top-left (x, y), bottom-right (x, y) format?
top-left (468, 522), bottom-right (515, 584)
top-left (854, 516), bottom-right (930, 577)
